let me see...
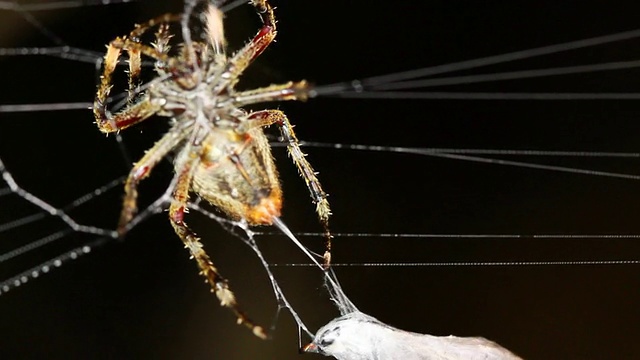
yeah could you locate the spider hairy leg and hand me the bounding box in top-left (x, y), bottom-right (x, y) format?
top-left (126, 14), bottom-right (181, 103)
top-left (94, 12), bottom-right (183, 131)
top-left (152, 24), bottom-right (173, 74)
top-left (247, 110), bottom-right (333, 267)
top-left (129, 13), bottom-right (182, 39)
top-left (117, 128), bottom-right (184, 235)
top-left (93, 37), bottom-right (171, 132)
top-left (128, 13), bottom-right (182, 98)
top-left (169, 143), bottom-right (268, 339)
top-left (251, 0), bottom-right (276, 30)
top-left (230, 79), bottom-right (333, 266)
top-left (233, 80), bottom-right (311, 107)
top-left (217, 0), bottom-right (276, 90)
top-left (126, 46), bottom-right (141, 104)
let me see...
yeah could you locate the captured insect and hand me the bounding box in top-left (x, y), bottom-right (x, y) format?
top-left (303, 273), bottom-right (523, 360)
top-left (304, 311), bottom-right (522, 360)
top-left (93, 0), bottom-right (332, 338)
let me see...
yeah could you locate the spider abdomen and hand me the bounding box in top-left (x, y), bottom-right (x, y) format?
top-left (191, 127), bottom-right (282, 225)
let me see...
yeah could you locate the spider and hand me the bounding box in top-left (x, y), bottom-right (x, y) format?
top-left (92, 0), bottom-right (332, 339)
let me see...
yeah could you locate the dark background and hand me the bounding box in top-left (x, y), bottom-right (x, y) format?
top-left (1, 1), bottom-right (640, 359)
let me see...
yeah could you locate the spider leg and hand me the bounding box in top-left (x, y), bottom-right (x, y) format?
top-left (94, 37), bottom-right (171, 133)
top-left (152, 24), bottom-right (173, 75)
top-left (126, 45), bottom-right (142, 105)
top-left (217, 0), bottom-right (276, 90)
top-left (117, 128), bottom-right (185, 235)
top-left (243, 0), bottom-right (276, 62)
top-left (129, 13), bottom-right (182, 40)
top-left (169, 142), bottom-right (268, 339)
top-left (247, 110), bottom-right (333, 267)
top-left (94, 10), bottom-right (182, 130)
top-left (129, 12), bottom-right (182, 90)
top-left (232, 81), bottom-right (311, 107)
top-left (126, 13), bottom-right (182, 103)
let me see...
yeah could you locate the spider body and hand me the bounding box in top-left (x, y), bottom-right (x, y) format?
top-left (190, 121), bottom-right (283, 225)
top-left (92, 0), bottom-right (331, 339)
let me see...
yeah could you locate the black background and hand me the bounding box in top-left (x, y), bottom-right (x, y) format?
top-left (1, 1), bottom-right (640, 359)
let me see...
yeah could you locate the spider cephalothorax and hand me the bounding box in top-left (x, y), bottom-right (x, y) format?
top-left (93, 0), bottom-right (331, 338)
